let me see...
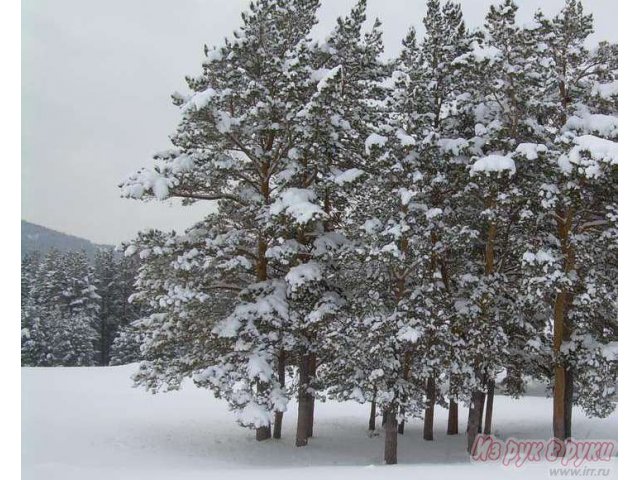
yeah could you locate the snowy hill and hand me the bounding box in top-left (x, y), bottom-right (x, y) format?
top-left (21, 220), bottom-right (113, 258)
top-left (22, 365), bottom-right (617, 480)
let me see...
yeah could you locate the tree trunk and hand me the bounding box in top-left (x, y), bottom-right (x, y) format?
top-left (382, 410), bottom-right (388, 427)
top-left (447, 398), bottom-right (458, 435)
top-left (552, 290), bottom-right (567, 449)
top-left (397, 351), bottom-right (412, 436)
top-left (483, 379), bottom-right (495, 435)
top-left (369, 387), bottom-right (377, 431)
top-left (553, 363), bottom-right (566, 454)
top-left (306, 353), bottom-right (316, 438)
top-left (256, 424), bottom-right (271, 441)
top-left (477, 391), bottom-right (485, 434)
top-left (553, 207), bottom-right (574, 456)
top-left (384, 407), bottom-right (398, 465)
top-left (564, 367), bottom-right (573, 440)
top-left (466, 390), bottom-right (484, 454)
top-left (423, 376), bottom-right (436, 441)
top-left (273, 350), bottom-right (286, 439)
top-left (255, 236), bottom-right (271, 444)
top-left (295, 354), bottom-right (312, 447)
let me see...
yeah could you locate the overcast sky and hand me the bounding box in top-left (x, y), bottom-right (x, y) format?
top-left (22, 0), bottom-right (617, 245)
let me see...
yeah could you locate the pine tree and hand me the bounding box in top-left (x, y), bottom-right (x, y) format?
top-left (523, 0), bottom-right (618, 450)
top-left (121, 0), bottom-right (328, 442)
top-left (21, 250), bottom-right (100, 366)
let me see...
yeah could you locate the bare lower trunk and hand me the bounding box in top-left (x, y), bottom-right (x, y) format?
top-left (368, 406), bottom-right (377, 428)
top-left (553, 207), bottom-right (574, 456)
top-left (306, 354), bottom-right (316, 438)
top-left (384, 407), bottom-right (398, 465)
top-left (466, 390), bottom-right (484, 453)
top-left (447, 398), bottom-right (458, 435)
top-left (255, 238), bottom-right (271, 442)
top-left (382, 410), bottom-right (388, 427)
top-left (369, 388), bottom-right (377, 431)
top-left (477, 391), bottom-right (485, 434)
top-left (564, 367), bottom-right (573, 439)
top-left (483, 379), bottom-right (495, 435)
top-left (295, 354), bottom-right (312, 447)
top-left (423, 376), bottom-right (436, 441)
top-left (273, 350), bottom-right (286, 439)
top-left (553, 364), bottom-right (566, 455)
top-left (256, 425), bottom-right (271, 441)
top-left (553, 292), bottom-right (567, 453)
top-left (397, 351), bottom-right (411, 437)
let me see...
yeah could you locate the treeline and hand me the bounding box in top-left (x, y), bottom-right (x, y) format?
top-left (118, 0), bottom-right (617, 464)
top-left (21, 249), bottom-right (143, 367)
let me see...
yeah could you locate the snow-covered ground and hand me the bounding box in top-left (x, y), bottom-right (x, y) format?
top-left (22, 365), bottom-right (617, 480)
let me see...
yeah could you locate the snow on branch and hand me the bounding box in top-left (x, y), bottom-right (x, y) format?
top-left (469, 155), bottom-right (516, 177)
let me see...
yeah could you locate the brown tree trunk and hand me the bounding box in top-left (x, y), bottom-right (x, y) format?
top-left (295, 354), bottom-right (312, 447)
top-left (397, 351), bottom-right (412, 436)
top-left (483, 379), bottom-right (495, 435)
top-left (256, 425), bottom-right (271, 441)
top-left (564, 367), bottom-right (573, 439)
top-left (255, 380), bottom-right (272, 441)
top-left (382, 410), bottom-right (388, 427)
top-left (553, 207), bottom-right (574, 455)
top-left (369, 388), bottom-right (377, 431)
top-left (306, 353), bottom-right (316, 438)
top-left (398, 415), bottom-right (405, 435)
top-left (423, 376), bottom-right (436, 441)
top-left (384, 407), bottom-right (398, 465)
top-left (447, 398), bottom-right (458, 435)
top-left (466, 390), bottom-right (484, 454)
top-left (477, 391), bottom-right (485, 434)
top-left (273, 350), bottom-right (286, 439)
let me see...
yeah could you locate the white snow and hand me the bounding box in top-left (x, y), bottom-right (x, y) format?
top-left (470, 155), bottom-right (516, 177)
top-left (22, 366), bottom-right (618, 480)
top-left (333, 168), bottom-right (364, 186)
top-left (312, 65), bottom-right (342, 92)
top-left (565, 112), bottom-right (618, 138)
top-left (591, 81), bottom-right (618, 99)
top-left (285, 261), bottom-right (323, 291)
top-left (182, 87), bottom-right (216, 112)
top-left (522, 249), bottom-right (555, 265)
top-left (364, 134), bottom-right (388, 155)
top-left (438, 138), bottom-right (468, 156)
top-left (398, 188), bottom-right (417, 206)
top-left (515, 143), bottom-right (548, 160)
top-left (453, 42), bottom-right (502, 65)
top-left (395, 129), bottom-right (416, 147)
top-left (560, 135), bottom-right (618, 178)
top-left (270, 188), bottom-right (326, 224)
top-left (239, 401), bottom-right (273, 429)
top-left (121, 168), bottom-right (175, 200)
top-left (361, 218), bottom-right (382, 234)
top-left (397, 326), bottom-right (422, 343)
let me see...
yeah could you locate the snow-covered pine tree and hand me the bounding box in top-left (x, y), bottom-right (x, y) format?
top-left (269, 0), bottom-right (389, 448)
top-left (121, 0), bottom-right (329, 442)
top-left (338, 24), bottom-right (439, 462)
top-left (448, 0), bottom-right (548, 451)
top-left (21, 250), bottom-right (100, 366)
top-left (522, 0), bottom-right (618, 450)
top-left (413, 0), bottom-right (475, 441)
top-left (94, 248), bottom-right (121, 365)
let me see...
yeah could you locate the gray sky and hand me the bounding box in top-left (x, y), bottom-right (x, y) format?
top-left (22, 0), bottom-right (617, 245)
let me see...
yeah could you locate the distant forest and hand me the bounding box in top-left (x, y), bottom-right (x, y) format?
top-left (21, 221), bottom-right (142, 366)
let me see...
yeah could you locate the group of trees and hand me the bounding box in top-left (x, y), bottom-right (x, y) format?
top-left (21, 249), bottom-right (142, 367)
top-left (118, 0), bottom-right (617, 464)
